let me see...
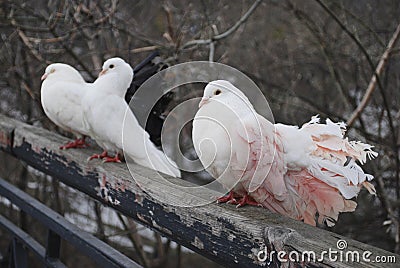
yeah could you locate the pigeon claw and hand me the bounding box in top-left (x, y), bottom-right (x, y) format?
top-left (60, 137), bottom-right (89, 150)
top-left (102, 153), bottom-right (122, 163)
top-left (88, 151), bottom-right (108, 162)
top-left (234, 194), bottom-right (262, 208)
top-left (217, 191), bottom-right (237, 204)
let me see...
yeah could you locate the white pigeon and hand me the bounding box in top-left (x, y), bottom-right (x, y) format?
top-left (193, 80), bottom-right (377, 226)
top-left (41, 63), bottom-right (91, 149)
top-left (82, 57), bottom-right (181, 178)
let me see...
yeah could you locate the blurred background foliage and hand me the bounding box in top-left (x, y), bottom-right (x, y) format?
top-left (0, 0), bottom-right (400, 267)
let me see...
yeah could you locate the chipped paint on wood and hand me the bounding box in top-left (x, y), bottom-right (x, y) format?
top-left (134, 193), bottom-right (144, 205)
top-left (228, 233), bottom-right (236, 241)
top-left (97, 175), bottom-right (121, 206)
top-left (0, 114), bottom-right (398, 268)
top-left (151, 219), bottom-right (173, 236)
top-left (192, 236), bottom-right (204, 250)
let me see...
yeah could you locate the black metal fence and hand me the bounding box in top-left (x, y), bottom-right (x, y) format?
top-left (0, 178), bottom-right (142, 268)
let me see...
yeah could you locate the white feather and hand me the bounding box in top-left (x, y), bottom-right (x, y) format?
top-left (41, 63), bottom-right (91, 137)
top-left (82, 58), bottom-right (180, 177)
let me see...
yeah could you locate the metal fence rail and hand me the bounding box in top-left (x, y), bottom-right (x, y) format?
top-left (0, 177), bottom-right (142, 268)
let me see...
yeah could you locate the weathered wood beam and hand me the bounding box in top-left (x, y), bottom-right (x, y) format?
top-left (0, 113), bottom-right (398, 268)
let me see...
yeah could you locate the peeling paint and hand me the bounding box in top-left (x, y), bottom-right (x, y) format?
top-left (107, 196), bottom-right (120, 205)
top-left (151, 219), bottom-right (173, 236)
top-left (192, 236), bottom-right (204, 250)
top-left (96, 175), bottom-right (121, 206)
top-left (172, 208), bottom-right (196, 228)
top-left (211, 222), bottom-right (222, 236)
top-left (112, 180), bottom-right (127, 192)
top-left (228, 233), bottom-right (236, 241)
top-left (136, 213), bottom-right (150, 225)
top-left (134, 193), bottom-right (143, 205)
top-left (31, 144), bottom-right (42, 154)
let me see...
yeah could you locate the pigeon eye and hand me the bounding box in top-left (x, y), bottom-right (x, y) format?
top-left (214, 89), bottom-right (222, 95)
top-left (109, 64), bottom-right (115, 69)
top-left (50, 69), bottom-right (55, 73)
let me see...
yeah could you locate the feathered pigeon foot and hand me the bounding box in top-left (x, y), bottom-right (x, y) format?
top-left (60, 137), bottom-right (89, 150)
top-left (230, 194), bottom-right (262, 208)
top-left (217, 191), bottom-right (237, 204)
top-left (102, 153), bottom-right (122, 163)
top-left (87, 150), bottom-right (108, 162)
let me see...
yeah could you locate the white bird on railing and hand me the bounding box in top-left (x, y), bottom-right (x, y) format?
top-left (193, 80), bottom-right (377, 226)
top-left (40, 63), bottom-right (91, 149)
top-left (82, 57), bottom-right (181, 178)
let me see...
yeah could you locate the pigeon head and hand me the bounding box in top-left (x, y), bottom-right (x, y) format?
top-left (41, 63), bottom-right (84, 82)
top-left (99, 57), bottom-right (133, 83)
top-left (199, 80), bottom-right (252, 109)
top-left (95, 57), bottom-right (134, 96)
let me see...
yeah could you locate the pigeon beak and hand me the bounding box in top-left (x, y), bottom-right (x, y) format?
top-left (41, 73), bottom-right (48, 81)
top-left (199, 97), bottom-right (210, 108)
top-left (99, 69), bottom-right (108, 77)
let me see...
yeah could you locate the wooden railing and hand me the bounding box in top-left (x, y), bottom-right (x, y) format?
top-left (0, 113), bottom-right (398, 268)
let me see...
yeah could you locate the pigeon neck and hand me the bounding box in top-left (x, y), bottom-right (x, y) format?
top-left (224, 95), bottom-right (256, 116)
top-left (94, 74), bottom-right (128, 97)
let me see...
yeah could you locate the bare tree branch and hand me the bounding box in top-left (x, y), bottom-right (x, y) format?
top-left (16, 28), bottom-right (50, 64)
top-left (332, 1), bottom-right (385, 48)
top-left (347, 22), bottom-right (400, 126)
top-left (130, 46), bottom-right (159, 53)
top-left (314, 0), bottom-right (400, 201)
top-left (286, 1), bottom-right (353, 111)
top-left (181, 0), bottom-right (263, 49)
top-left (208, 25), bottom-right (219, 62)
top-left (116, 213), bottom-right (150, 268)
